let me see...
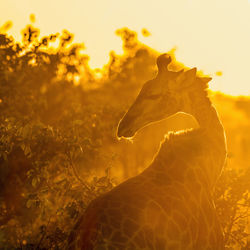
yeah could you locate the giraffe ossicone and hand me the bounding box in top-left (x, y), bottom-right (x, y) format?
top-left (68, 54), bottom-right (227, 250)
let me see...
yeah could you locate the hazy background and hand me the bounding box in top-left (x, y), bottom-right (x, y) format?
top-left (1, 0), bottom-right (250, 95)
top-left (1, 1), bottom-right (250, 248)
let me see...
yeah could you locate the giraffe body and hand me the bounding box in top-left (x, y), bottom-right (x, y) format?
top-left (68, 54), bottom-right (226, 249)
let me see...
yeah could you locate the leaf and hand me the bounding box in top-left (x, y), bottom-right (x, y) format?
top-left (26, 199), bottom-right (33, 208)
top-left (2, 152), bottom-right (8, 161)
top-left (32, 177), bottom-right (37, 188)
top-left (73, 120), bottom-right (84, 126)
top-left (24, 145), bottom-right (31, 156)
top-left (22, 124), bottom-right (30, 138)
top-left (0, 230), bottom-right (5, 243)
top-left (20, 143), bottom-right (25, 151)
top-left (26, 169), bottom-right (34, 178)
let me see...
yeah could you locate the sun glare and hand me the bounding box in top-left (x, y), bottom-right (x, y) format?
top-left (1, 1), bottom-right (250, 249)
top-left (1, 0), bottom-right (249, 96)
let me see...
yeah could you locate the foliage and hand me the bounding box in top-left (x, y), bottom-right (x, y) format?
top-left (0, 21), bottom-right (250, 249)
top-left (0, 23), bottom-right (115, 249)
top-left (215, 167), bottom-right (250, 249)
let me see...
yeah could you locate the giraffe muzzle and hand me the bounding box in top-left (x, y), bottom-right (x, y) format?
top-left (117, 116), bottom-right (136, 138)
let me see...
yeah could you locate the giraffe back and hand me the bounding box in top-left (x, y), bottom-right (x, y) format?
top-left (68, 129), bottom-right (225, 249)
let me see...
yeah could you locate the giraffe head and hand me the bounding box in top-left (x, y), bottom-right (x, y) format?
top-left (117, 54), bottom-right (211, 138)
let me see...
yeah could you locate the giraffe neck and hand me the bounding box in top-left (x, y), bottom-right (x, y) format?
top-left (189, 91), bottom-right (226, 148)
top-left (153, 90), bottom-right (226, 189)
top-left (191, 91), bottom-right (227, 185)
top-left (189, 91), bottom-right (220, 130)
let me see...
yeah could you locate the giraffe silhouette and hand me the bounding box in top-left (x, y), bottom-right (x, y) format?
top-left (68, 54), bottom-right (227, 249)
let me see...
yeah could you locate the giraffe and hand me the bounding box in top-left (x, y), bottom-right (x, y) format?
top-left (68, 54), bottom-right (227, 249)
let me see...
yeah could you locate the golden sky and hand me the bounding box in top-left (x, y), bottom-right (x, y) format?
top-left (1, 0), bottom-right (250, 96)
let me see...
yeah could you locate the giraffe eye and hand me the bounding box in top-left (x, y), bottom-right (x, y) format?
top-left (147, 94), bottom-right (160, 100)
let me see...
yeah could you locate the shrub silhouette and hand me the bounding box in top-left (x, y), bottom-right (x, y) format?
top-left (0, 21), bottom-right (249, 249)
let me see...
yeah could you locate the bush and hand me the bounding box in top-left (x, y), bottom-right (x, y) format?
top-left (0, 22), bottom-right (249, 249)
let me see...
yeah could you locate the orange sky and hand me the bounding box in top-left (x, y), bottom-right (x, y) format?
top-left (1, 0), bottom-right (250, 96)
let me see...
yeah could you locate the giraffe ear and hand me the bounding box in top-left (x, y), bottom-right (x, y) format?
top-left (185, 68), bottom-right (197, 79)
top-left (195, 76), bottom-right (212, 88)
top-left (201, 77), bottom-right (212, 83)
top-left (176, 67), bottom-right (196, 84)
top-left (176, 69), bottom-right (184, 76)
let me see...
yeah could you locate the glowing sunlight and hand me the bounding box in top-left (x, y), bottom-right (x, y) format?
top-left (1, 1), bottom-right (250, 249)
top-left (1, 0), bottom-right (250, 95)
